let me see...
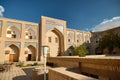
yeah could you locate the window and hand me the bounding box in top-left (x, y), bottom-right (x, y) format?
top-left (25, 51), bottom-right (28, 54)
top-left (55, 37), bottom-right (58, 43)
top-left (12, 31), bottom-right (16, 38)
top-left (48, 37), bottom-right (51, 43)
top-left (77, 40), bottom-right (79, 43)
top-left (29, 32), bottom-right (32, 39)
top-left (96, 40), bottom-right (98, 43)
top-left (5, 50), bottom-right (10, 54)
top-left (29, 36), bottom-right (32, 39)
top-left (68, 39), bottom-right (70, 42)
top-left (26, 33), bottom-right (28, 35)
top-left (7, 31), bottom-right (11, 34)
top-left (12, 34), bottom-right (16, 38)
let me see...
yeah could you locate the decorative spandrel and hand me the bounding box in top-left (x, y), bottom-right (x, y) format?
top-left (24, 42), bottom-right (37, 48)
top-left (7, 22), bottom-right (22, 31)
top-left (5, 42), bottom-right (21, 48)
top-left (26, 24), bottom-right (38, 31)
top-left (45, 20), bottom-right (64, 34)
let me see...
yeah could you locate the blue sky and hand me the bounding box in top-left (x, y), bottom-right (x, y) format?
top-left (0, 0), bottom-right (120, 31)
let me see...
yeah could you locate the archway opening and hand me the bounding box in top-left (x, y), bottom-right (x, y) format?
top-left (51, 28), bottom-right (64, 56)
top-left (9, 44), bottom-right (20, 62)
top-left (27, 45), bottom-right (36, 61)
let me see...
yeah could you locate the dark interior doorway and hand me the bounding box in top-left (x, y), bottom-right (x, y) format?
top-left (28, 54), bottom-right (31, 61)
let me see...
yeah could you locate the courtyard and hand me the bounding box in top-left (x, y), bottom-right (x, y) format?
top-left (0, 64), bottom-right (46, 80)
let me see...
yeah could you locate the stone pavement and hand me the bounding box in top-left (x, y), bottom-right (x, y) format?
top-left (0, 65), bottom-right (34, 80)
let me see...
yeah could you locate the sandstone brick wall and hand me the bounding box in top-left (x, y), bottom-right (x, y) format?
top-left (48, 67), bottom-right (97, 80)
top-left (47, 56), bottom-right (120, 80)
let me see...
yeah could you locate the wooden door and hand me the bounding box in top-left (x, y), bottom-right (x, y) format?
top-left (9, 54), bottom-right (14, 62)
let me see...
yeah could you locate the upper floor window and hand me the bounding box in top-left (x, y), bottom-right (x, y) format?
top-left (6, 30), bottom-right (17, 38)
top-left (48, 37), bottom-right (51, 43)
top-left (7, 31), bottom-right (11, 34)
top-left (68, 39), bottom-right (70, 42)
top-left (29, 32), bottom-right (32, 39)
top-left (77, 40), bottom-right (79, 43)
top-left (25, 31), bottom-right (33, 39)
top-left (5, 50), bottom-right (10, 54)
top-left (55, 37), bottom-right (58, 43)
top-left (12, 31), bottom-right (16, 38)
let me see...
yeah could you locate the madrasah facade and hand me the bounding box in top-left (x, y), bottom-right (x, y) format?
top-left (0, 16), bottom-right (91, 63)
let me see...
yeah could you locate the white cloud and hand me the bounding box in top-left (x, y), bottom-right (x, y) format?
top-left (0, 5), bottom-right (5, 17)
top-left (92, 16), bottom-right (120, 32)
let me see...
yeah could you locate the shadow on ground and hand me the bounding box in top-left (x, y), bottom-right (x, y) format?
top-left (13, 68), bottom-right (33, 80)
top-left (13, 75), bottom-right (29, 80)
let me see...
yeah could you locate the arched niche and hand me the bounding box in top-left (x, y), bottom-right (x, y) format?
top-left (6, 25), bottom-right (21, 38)
top-left (25, 45), bottom-right (36, 61)
top-left (25, 28), bottom-right (36, 39)
top-left (5, 44), bottom-right (20, 62)
top-left (67, 32), bottom-right (74, 43)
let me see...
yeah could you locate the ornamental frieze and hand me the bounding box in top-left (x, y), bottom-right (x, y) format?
top-left (7, 22), bottom-right (22, 31)
top-left (24, 42), bottom-right (37, 48)
top-left (5, 41), bottom-right (21, 48)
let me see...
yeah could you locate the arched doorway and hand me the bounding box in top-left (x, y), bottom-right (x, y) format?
top-left (27, 45), bottom-right (36, 61)
top-left (9, 44), bottom-right (20, 62)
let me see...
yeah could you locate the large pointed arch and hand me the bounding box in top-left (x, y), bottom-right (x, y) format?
top-left (51, 28), bottom-right (64, 56)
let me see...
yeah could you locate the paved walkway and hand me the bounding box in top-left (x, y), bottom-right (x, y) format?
top-left (0, 66), bottom-right (34, 80)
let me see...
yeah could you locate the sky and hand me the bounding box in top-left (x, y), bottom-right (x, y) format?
top-left (0, 0), bottom-right (120, 31)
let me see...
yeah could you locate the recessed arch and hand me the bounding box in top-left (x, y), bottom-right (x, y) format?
top-left (66, 46), bottom-right (75, 56)
top-left (6, 25), bottom-right (20, 38)
top-left (46, 27), bottom-right (64, 56)
top-left (7, 44), bottom-right (20, 62)
top-left (25, 28), bottom-right (36, 39)
top-left (51, 28), bottom-right (64, 56)
top-left (26, 45), bottom-right (36, 61)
